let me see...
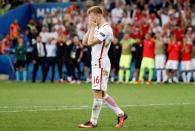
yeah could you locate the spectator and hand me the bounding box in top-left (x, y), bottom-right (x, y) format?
top-left (121, 10), bottom-right (132, 25)
top-left (10, 19), bottom-right (20, 48)
top-left (131, 37), bottom-right (143, 83)
top-left (76, 17), bottom-right (86, 40)
top-left (14, 37), bottom-right (27, 82)
top-left (70, 36), bottom-right (83, 83)
top-left (27, 19), bottom-right (37, 33)
top-left (45, 38), bottom-right (57, 83)
top-left (43, 13), bottom-right (53, 31)
top-left (111, 0), bottom-right (124, 24)
top-left (181, 37), bottom-right (192, 83)
top-left (138, 33), bottom-right (155, 84)
top-left (165, 35), bottom-right (181, 83)
top-left (32, 36), bottom-right (47, 83)
top-left (64, 39), bottom-right (73, 82)
top-left (0, 34), bottom-right (10, 55)
top-left (54, 20), bottom-right (66, 32)
top-left (82, 45), bottom-right (91, 83)
top-left (56, 34), bottom-right (66, 83)
top-left (24, 29), bottom-right (33, 65)
top-left (109, 37), bottom-right (121, 82)
top-left (39, 26), bottom-right (50, 43)
top-left (31, 27), bottom-right (39, 41)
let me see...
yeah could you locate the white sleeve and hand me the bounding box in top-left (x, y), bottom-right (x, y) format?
top-left (94, 27), bottom-right (109, 42)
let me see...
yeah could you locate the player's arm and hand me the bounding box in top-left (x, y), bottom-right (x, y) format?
top-left (87, 27), bottom-right (101, 46)
top-left (105, 38), bottom-right (112, 47)
top-left (82, 30), bottom-right (90, 46)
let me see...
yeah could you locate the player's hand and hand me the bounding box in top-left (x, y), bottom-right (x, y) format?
top-left (88, 19), bottom-right (97, 29)
top-left (88, 16), bottom-right (97, 29)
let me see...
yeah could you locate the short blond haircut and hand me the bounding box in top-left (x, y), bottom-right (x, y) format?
top-left (87, 6), bottom-right (104, 15)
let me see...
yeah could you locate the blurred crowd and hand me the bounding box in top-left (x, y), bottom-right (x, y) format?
top-left (0, 0), bottom-right (195, 84)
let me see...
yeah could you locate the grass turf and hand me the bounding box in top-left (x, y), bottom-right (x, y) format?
top-left (0, 81), bottom-right (195, 131)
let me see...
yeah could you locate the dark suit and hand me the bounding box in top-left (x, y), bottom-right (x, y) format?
top-left (32, 42), bottom-right (47, 82)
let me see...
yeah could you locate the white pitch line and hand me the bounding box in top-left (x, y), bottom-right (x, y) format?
top-left (0, 103), bottom-right (193, 113)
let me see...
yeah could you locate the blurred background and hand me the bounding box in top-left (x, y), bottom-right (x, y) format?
top-left (0, 0), bottom-right (194, 84)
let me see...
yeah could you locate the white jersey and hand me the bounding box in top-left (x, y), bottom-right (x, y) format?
top-left (91, 23), bottom-right (113, 68)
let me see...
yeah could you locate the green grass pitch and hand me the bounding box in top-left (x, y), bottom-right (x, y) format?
top-left (0, 81), bottom-right (195, 131)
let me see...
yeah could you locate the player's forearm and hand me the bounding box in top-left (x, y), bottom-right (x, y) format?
top-left (87, 27), bottom-right (96, 46)
top-left (82, 30), bottom-right (90, 46)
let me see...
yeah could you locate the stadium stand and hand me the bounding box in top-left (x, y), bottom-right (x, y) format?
top-left (0, 0), bottom-right (194, 84)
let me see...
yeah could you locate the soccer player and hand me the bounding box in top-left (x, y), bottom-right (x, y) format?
top-left (79, 6), bottom-right (127, 128)
top-left (138, 33), bottom-right (155, 84)
top-left (155, 32), bottom-right (166, 84)
top-left (165, 35), bottom-right (181, 83)
top-left (118, 33), bottom-right (137, 83)
top-left (181, 37), bottom-right (192, 83)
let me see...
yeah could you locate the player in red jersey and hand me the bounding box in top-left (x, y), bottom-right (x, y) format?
top-left (138, 33), bottom-right (155, 84)
top-left (181, 37), bottom-right (193, 83)
top-left (165, 35), bottom-right (181, 83)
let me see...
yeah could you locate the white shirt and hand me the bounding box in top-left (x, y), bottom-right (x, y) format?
top-left (39, 32), bottom-right (50, 43)
top-left (48, 32), bottom-right (58, 40)
top-left (111, 8), bottom-right (124, 24)
top-left (121, 17), bottom-right (132, 25)
top-left (46, 43), bottom-right (57, 57)
top-left (91, 23), bottom-right (113, 67)
top-left (54, 24), bottom-right (65, 31)
top-left (76, 23), bottom-right (85, 40)
top-left (161, 14), bottom-right (170, 26)
top-left (37, 43), bottom-right (45, 57)
top-left (191, 12), bottom-right (195, 26)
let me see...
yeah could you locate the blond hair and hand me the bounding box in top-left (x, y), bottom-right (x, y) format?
top-left (87, 6), bottom-right (104, 15)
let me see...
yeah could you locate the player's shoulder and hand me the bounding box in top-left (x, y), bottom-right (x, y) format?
top-left (101, 23), bottom-right (112, 31)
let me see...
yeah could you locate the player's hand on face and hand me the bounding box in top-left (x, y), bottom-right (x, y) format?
top-left (88, 14), bottom-right (97, 29)
top-left (88, 20), bottom-right (97, 28)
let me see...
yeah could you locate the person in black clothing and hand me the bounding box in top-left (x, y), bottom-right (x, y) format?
top-left (63, 39), bottom-right (73, 82)
top-left (56, 32), bottom-right (71, 83)
top-left (56, 36), bottom-right (66, 83)
top-left (82, 45), bottom-right (91, 83)
top-left (32, 36), bottom-right (47, 83)
top-left (131, 40), bottom-right (143, 82)
top-left (108, 37), bottom-right (122, 82)
top-left (70, 36), bottom-right (83, 83)
top-left (24, 29), bottom-right (33, 66)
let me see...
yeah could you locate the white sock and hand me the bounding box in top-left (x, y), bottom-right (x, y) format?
top-left (187, 71), bottom-right (191, 83)
top-left (132, 77), bottom-right (136, 81)
top-left (168, 78), bottom-right (172, 83)
top-left (103, 94), bottom-right (124, 116)
top-left (156, 69), bottom-right (161, 83)
top-left (173, 76), bottom-right (178, 83)
top-left (162, 70), bottom-right (167, 82)
top-left (90, 98), bottom-right (103, 125)
top-left (182, 72), bottom-right (187, 83)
